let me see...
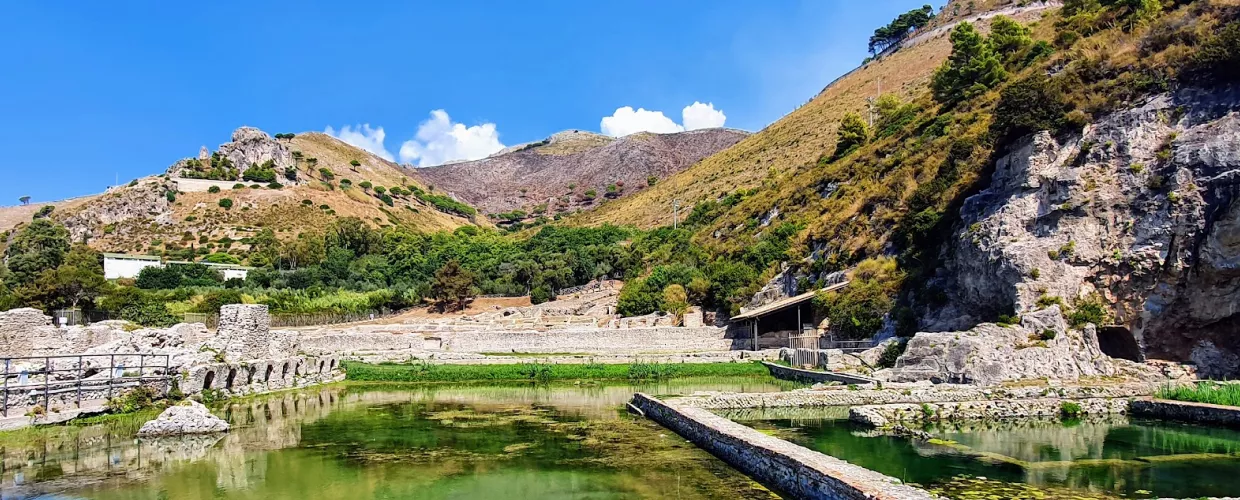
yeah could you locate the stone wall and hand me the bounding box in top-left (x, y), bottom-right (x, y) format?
top-left (849, 398), bottom-right (1131, 427)
top-left (681, 383), bottom-right (1157, 410)
top-left (1130, 398), bottom-right (1240, 428)
top-left (184, 355), bottom-right (342, 395)
top-left (300, 326), bottom-right (742, 355)
top-left (630, 393), bottom-right (936, 500)
top-left (761, 361), bottom-right (877, 386)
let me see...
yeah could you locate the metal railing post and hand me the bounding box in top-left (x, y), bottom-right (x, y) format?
top-left (76, 355), bottom-right (83, 408)
top-left (3, 358), bottom-right (8, 417)
top-left (108, 354), bottom-right (115, 402)
top-left (43, 357), bottom-right (50, 412)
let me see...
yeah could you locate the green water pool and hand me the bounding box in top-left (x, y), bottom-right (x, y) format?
top-left (723, 407), bottom-right (1240, 499)
top-left (0, 378), bottom-right (796, 499)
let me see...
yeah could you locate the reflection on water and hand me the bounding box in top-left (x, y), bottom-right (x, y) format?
top-left (1, 377), bottom-right (793, 499)
top-left (722, 407), bottom-right (1240, 499)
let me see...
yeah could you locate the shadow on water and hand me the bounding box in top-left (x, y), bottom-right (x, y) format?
top-left (0, 377), bottom-right (795, 499)
top-left (720, 407), bottom-right (1240, 499)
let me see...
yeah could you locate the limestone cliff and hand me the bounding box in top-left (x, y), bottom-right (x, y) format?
top-left (925, 87), bottom-right (1240, 378)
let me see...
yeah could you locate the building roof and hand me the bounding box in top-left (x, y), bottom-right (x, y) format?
top-left (102, 253), bottom-right (162, 262)
top-left (731, 281), bottom-right (849, 321)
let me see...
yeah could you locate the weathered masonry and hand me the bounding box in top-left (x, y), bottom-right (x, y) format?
top-left (629, 393), bottom-right (936, 500)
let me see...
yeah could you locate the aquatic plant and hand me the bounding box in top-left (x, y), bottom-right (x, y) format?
top-left (1157, 382), bottom-right (1240, 407)
top-left (1060, 401), bottom-right (1084, 419)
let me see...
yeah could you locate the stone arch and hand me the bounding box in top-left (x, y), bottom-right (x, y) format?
top-left (225, 368), bottom-right (237, 389)
top-left (282, 362), bottom-right (290, 380)
top-left (329, 359), bottom-right (336, 371)
top-left (202, 370), bottom-right (216, 390)
top-left (294, 363), bottom-right (301, 376)
top-left (246, 366), bottom-right (255, 385)
top-left (319, 361), bottom-right (325, 373)
top-left (265, 364), bottom-right (274, 382)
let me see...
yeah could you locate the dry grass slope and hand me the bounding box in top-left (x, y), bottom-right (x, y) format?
top-left (571, 0), bottom-right (1047, 229)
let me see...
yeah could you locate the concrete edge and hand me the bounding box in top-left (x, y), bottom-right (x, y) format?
top-left (761, 361), bottom-right (878, 385)
top-left (631, 392), bottom-right (938, 500)
top-left (1130, 398), bottom-right (1240, 428)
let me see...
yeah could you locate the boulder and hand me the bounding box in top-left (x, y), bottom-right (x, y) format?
top-left (137, 400), bottom-right (230, 436)
top-left (889, 306), bottom-right (1117, 386)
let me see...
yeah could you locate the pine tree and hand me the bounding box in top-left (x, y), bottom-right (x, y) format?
top-left (834, 112), bottom-right (871, 160)
top-left (431, 259), bottom-right (477, 312)
top-left (931, 22), bottom-right (1007, 105)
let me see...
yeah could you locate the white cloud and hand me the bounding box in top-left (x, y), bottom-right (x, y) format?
top-left (600, 103), bottom-right (728, 137)
top-left (600, 107), bottom-right (684, 137)
top-left (681, 102), bottom-right (727, 130)
top-left (324, 124), bottom-right (394, 161)
top-left (399, 110), bottom-right (505, 167)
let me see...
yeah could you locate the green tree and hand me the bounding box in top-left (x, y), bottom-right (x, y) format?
top-left (218, 198), bottom-right (234, 209)
top-left (834, 112), bottom-right (870, 159)
top-left (40, 245), bottom-right (107, 309)
top-left (988, 15), bottom-right (1033, 64)
top-left (4, 218), bottom-right (70, 286)
top-left (18, 196), bottom-right (30, 205)
top-left (930, 22), bottom-right (1007, 105)
top-left (203, 252), bottom-right (241, 264)
top-left (431, 259), bottom-right (476, 312)
top-left (661, 284), bottom-right (689, 325)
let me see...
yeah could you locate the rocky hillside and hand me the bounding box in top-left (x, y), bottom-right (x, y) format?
top-left (47, 127), bottom-right (476, 257)
top-left (572, 0), bottom-right (1057, 229)
top-left (411, 128), bottom-right (747, 220)
top-left (930, 87), bottom-right (1240, 378)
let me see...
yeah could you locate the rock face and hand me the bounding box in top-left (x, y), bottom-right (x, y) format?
top-left (216, 127), bottom-right (295, 179)
top-left (891, 307), bottom-right (1115, 386)
top-left (59, 177), bottom-right (176, 244)
top-left (137, 400), bottom-right (230, 436)
top-left (925, 87), bottom-right (1240, 378)
top-left (412, 128), bottom-right (747, 216)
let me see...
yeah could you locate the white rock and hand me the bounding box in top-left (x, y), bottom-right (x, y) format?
top-left (137, 400), bottom-right (230, 436)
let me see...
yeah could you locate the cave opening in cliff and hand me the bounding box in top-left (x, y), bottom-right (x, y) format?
top-left (1097, 326), bottom-right (1142, 361)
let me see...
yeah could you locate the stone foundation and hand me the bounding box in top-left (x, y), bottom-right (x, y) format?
top-left (184, 355), bottom-right (342, 395)
top-left (848, 397), bottom-right (1132, 427)
top-left (680, 383), bottom-right (1157, 410)
top-left (762, 361), bottom-right (877, 386)
top-left (630, 393), bottom-right (935, 500)
top-left (300, 326), bottom-right (743, 355)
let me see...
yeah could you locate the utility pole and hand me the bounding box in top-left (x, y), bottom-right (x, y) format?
top-left (865, 78), bottom-right (883, 127)
top-left (672, 198), bottom-right (680, 229)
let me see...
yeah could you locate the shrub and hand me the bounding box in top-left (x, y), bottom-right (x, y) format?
top-left (1040, 328), bottom-right (1058, 341)
top-left (267, 182), bottom-right (283, 189)
top-left (218, 198), bottom-right (234, 209)
top-left (647, 175), bottom-right (658, 186)
top-left (991, 74), bottom-right (1073, 146)
top-left (165, 191), bottom-right (176, 202)
top-left (208, 185), bottom-right (221, 194)
top-left (33, 205), bottom-right (54, 218)
top-left (318, 168), bottom-right (335, 180)
top-left (833, 112), bottom-right (870, 159)
top-left (1060, 401), bottom-right (1083, 419)
top-left (374, 186), bottom-right (386, 195)
top-left (1068, 294), bottom-right (1108, 328)
top-left (359, 181), bottom-right (373, 190)
top-left (106, 386), bottom-right (158, 413)
top-left (876, 339), bottom-right (908, 369)
top-left (379, 194), bottom-right (394, 206)
top-left (233, 183), bottom-right (246, 189)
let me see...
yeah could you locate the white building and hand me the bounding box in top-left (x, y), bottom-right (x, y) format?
top-left (103, 253), bottom-right (252, 281)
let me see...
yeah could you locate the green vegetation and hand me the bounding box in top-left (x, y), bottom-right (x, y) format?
top-left (218, 198), bottom-right (233, 209)
top-left (342, 360), bottom-right (768, 383)
top-left (930, 22), bottom-right (1007, 105)
top-left (1158, 382), bottom-right (1240, 407)
top-left (208, 185), bottom-right (221, 194)
top-left (833, 112), bottom-right (870, 160)
top-left (1059, 401), bottom-right (1084, 418)
top-left (868, 4), bottom-right (934, 54)
top-left (181, 152), bottom-right (239, 181)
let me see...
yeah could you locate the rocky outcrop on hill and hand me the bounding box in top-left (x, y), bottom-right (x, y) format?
top-left (412, 128), bottom-right (747, 217)
top-left (137, 400), bottom-right (230, 436)
top-left (924, 87), bottom-right (1240, 378)
top-left (166, 127), bottom-right (295, 182)
top-left (59, 177), bottom-right (175, 243)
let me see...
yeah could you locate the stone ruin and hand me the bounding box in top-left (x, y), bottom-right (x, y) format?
top-left (0, 305), bottom-right (338, 422)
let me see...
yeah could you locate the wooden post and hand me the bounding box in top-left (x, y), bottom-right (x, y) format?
top-left (752, 319), bottom-right (758, 351)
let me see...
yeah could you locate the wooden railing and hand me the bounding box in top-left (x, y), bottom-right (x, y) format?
top-left (1, 354), bottom-right (171, 417)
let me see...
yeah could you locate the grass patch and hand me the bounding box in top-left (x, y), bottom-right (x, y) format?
top-left (1157, 382), bottom-right (1240, 408)
top-left (343, 360), bottom-right (768, 383)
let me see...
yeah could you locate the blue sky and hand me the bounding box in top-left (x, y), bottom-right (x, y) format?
top-left (0, 1), bottom-right (932, 204)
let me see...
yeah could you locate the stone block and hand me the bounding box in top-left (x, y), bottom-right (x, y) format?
top-left (219, 304), bottom-right (272, 362)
